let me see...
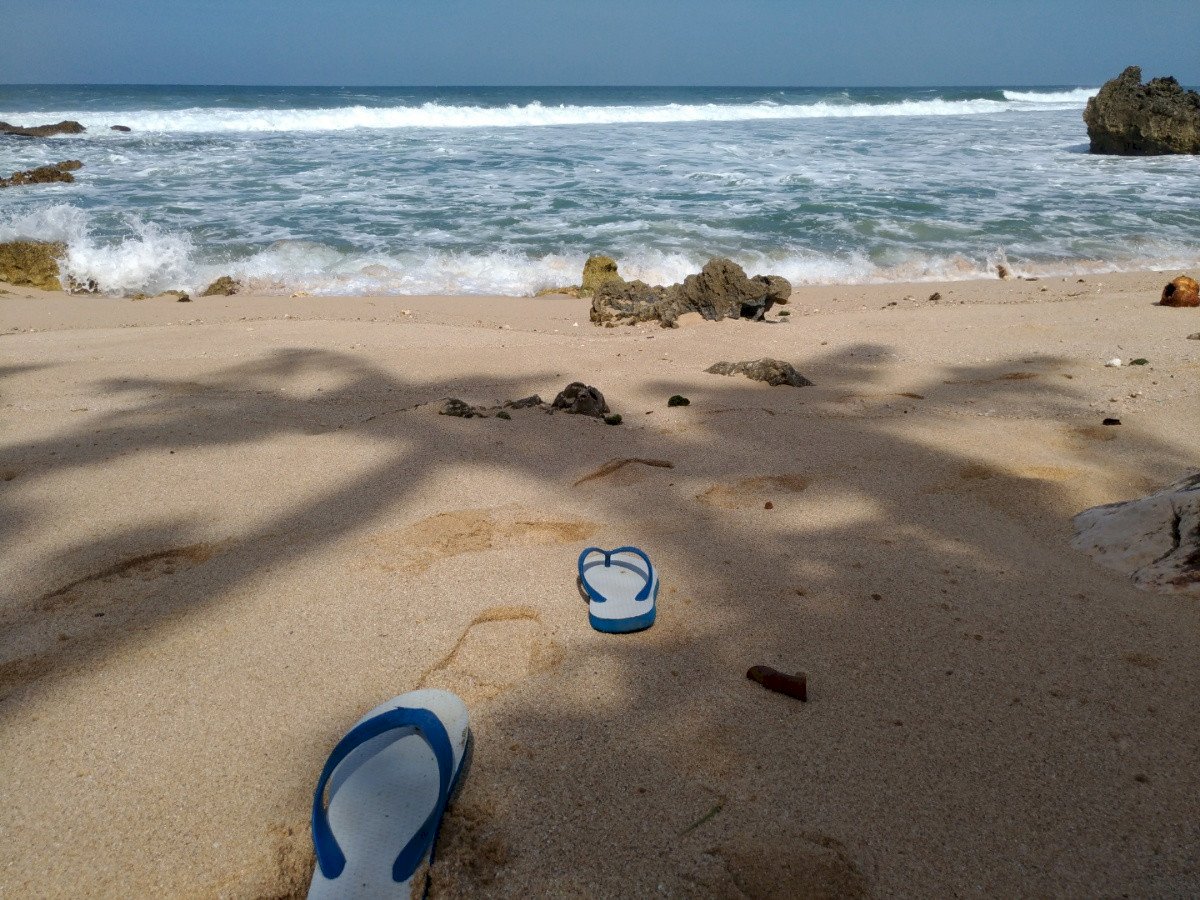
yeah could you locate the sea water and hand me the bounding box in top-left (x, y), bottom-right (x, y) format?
top-left (1, 84), bottom-right (1197, 296)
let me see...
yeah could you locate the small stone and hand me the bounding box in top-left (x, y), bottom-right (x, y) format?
top-left (440, 398), bottom-right (481, 418)
top-left (764, 501), bottom-right (774, 510)
top-left (1187, 332), bottom-right (1200, 340)
top-left (997, 264), bottom-right (1010, 279)
top-left (1105, 358), bottom-right (1122, 367)
top-left (1129, 358), bottom-right (1149, 366)
top-left (603, 413), bottom-right (622, 426)
top-left (496, 410), bottom-right (511, 420)
top-left (667, 395), bottom-right (690, 407)
top-left (110, 125), bottom-right (132, 132)
top-left (928, 292), bottom-right (942, 302)
top-left (1103, 417), bottom-right (1122, 426)
top-left (176, 293), bottom-right (191, 302)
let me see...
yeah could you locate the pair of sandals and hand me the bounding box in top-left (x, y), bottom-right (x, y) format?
top-left (308, 545), bottom-right (658, 897)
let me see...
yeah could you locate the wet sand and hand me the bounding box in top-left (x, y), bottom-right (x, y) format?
top-left (1, 270), bottom-right (1198, 896)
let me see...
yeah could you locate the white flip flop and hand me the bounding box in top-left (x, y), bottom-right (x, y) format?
top-left (308, 688), bottom-right (471, 899)
top-left (577, 545), bottom-right (658, 633)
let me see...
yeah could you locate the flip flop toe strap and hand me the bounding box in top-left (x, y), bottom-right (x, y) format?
top-left (578, 546), bottom-right (656, 602)
top-left (312, 706), bottom-right (454, 882)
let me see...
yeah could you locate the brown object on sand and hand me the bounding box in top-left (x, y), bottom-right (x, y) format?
top-left (1160, 275), bottom-right (1199, 308)
top-left (201, 275), bottom-right (241, 297)
top-left (747, 665), bottom-right (807, 701)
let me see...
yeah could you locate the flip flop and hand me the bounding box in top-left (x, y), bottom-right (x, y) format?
top-left (308, 688), bottom-right (471, 899)
top-left (577, 546), bottom-right (658, 633)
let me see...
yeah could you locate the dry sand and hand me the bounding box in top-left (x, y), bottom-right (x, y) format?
top-left (1, 271), bottom-right (1198, 897)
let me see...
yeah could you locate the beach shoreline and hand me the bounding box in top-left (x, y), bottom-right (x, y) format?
top-left (2, 269), bottom-right (1198, 896)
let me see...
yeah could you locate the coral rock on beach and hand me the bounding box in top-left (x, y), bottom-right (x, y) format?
top-left (201, 275), bottom-right (241, 296)
top-left (706, 358), bottom-right (814, 387)
top-left (1160, 275), bottom-right (1199, 308)
top-left (1071, 472), bottom-right (1200, 594)
top-left (0, 120), bottom-right (86, 138)
top-left (0, 160), bottom-right (83, 188)
top-left (1083, 66), bottom-right (1200, 155)
top-left (580, 254), bottom-right (621, 296)
top-left (591, 257), bottom-right (791, 328)
top-left (0, 240), bottom-right (66, 291)
top-left (551, 382), bottom-right (609, 418)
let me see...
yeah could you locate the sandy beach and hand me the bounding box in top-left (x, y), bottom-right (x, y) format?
top-left (1, 271), bottom-right (1198, 896)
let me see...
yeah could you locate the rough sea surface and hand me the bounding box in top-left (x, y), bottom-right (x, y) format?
top-left (1, 85), bottom-right (1197, 295)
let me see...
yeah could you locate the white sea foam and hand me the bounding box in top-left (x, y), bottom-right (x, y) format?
top-left (1002, 88), bottom-right (1097, 103)
top-left (0, 203), bottom-right (196, 294)
top-left (5, 96), bottom-right (1092, 135)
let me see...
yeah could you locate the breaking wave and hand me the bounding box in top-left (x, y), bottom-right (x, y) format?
top-left (7, 95), bottom-right (1096, 134)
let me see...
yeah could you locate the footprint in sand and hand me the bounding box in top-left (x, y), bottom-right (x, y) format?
top-left (0, 543), bottom-right (222, 697)
top-left (696, 475), bottom-right (809, 510)
top-left (712, 830), bottom-right (869, 899)
top-left (368, 509), bottom-right (597, 575)
top-left (418, 605), bottom-right (562, 704)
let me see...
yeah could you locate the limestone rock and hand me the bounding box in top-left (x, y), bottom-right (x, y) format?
top-left (551, 382), bottom-right (609, 418)
top-left (590, 257), bottom-right (791, 328)
top-left (1071, 472), bottom-right (1200, 594)
top-left (534, 286), bottom-right (582, 298)
top-left (591, 279), bottom-right (670, 326)
top-left (1160, 275), bottom-right (1199, 308)
top-left (0, 160), bottom-right (82, 188)
top-left (1083, 66), bottom-right (1200, 155)
top-left (580, 255), bottom-right (621, 296)
top-left (705, 358), bottom-right (814, 387)
top-left (0, 120), bottom-right (86, 138)
top-left (201, 275), bottom-right (241, 296)
top-left (0, 240), bottom-right (65, 291)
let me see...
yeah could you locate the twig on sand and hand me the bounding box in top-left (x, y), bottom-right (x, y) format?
top-left (678, 802), bottom-right (724, 836)
top-left (573, 457), bottom-right (674, 486)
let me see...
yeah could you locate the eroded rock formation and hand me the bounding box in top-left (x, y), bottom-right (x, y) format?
top-left (0, 160), bottom-right (82, 188)
top-left (1083, 67), bottom-right (1200, 155)
top-left (0, 240), bottom-right (66, 291)
top-left (591, 257), bottom-right (791, 328)
top-left (0, 120), bottom-right (86, 138)
top-left (1071, 472), bottom-right (1200, 594)
top-left (705, 358), bottom-right (813, 387)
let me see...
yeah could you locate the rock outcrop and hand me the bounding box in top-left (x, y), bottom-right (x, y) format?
top-left (439, 384), bottom-right (612, 420)
top-left (1083, 67), bottom-right (1200, 155)
top-left (591, 258), bottom-right (791, 328)
top-left (110, 125), bottom-right (132, 132)
top-left (551, 382), bottom-right (608, 418)
top-left (1160, 275), bottom-right (1199, 308)
top-left (580, 255), bottom-right (621, 296)
top-left (0, 120), bottom-right (86, 138)
top-left (0, 160), bottom-right (83, 188)
top-left (705, 358), bottom-right (813, 387)
top-left (0, 240), bottom-right (65, 291)
top-left (201, 275), bottom-right (241, 296)
top-left (1071, 472), bottom-right (1200, 594)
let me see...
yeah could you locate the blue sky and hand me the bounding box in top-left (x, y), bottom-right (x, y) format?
top-left (3, 0), bottom-right (1198, 86)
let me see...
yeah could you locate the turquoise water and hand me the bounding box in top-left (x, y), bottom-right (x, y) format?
top-left (1, 84), bottom-right (1197, 295)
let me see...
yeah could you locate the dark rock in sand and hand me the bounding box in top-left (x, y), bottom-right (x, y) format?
top-left (0, 240), bottom-right (66, 291)
top-left (551, 382), bottom-right (609, 418)
top-left (504, 395), bottom-right (544, 409)
top-left (591, 257), bottom-right (791, 328)
top-left (201, 275), bottom-right (241, 296)
top-left (1083, 66), bottom-right (1200, 155)
top-left (110, 125), bottom-right (132, 132)
top-left (440, 398), bottom-right (483, 418)
top-left (0, 120), bottom-right (86, 138)
top-left (706, 358), bottom-right (814, 387)
top-left (0, 160), bottom-right (83, 188)
top-left (1160, 275), bottom-right (1199, 308)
